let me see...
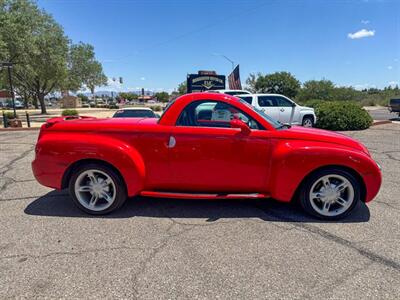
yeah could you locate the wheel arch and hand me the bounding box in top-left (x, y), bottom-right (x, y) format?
top-left (302, 114), bottom-right (315, 124)
top-left (62, 158), bottom-right (127, 191)
top-left (291, 164), bottom-right (367, 203)
top-left (36, 133), bottom-right (146, 197)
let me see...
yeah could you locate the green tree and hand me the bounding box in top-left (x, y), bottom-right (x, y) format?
top-left (118, 92), bottom-right (138, 101)
top-left (246, 71), bottom-right (301, 98)
top-left (66, 42), bottom-right (107, 94)
top-left (155, 91), bottom-right (169, 103)
top-left (77, 93), bottom-right (89, 102)
top-left (297, 79), bottom-right (336, 101)
top-left (72, 46), bottom-right (107, 105)
top-left (0, 0), bottom-right (69, 114)
top-left (0, 1), bottom-right (106, 113)
top-left (177, 81), bottom-right (187, 94)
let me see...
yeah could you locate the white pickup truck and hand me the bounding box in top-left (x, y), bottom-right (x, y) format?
top-left (236, 93), bottom-right (316, 127)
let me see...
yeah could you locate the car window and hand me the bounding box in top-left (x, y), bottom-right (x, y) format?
top-left (237, 99), bottom-right (286, 129)
top-left (275, 96), bottom-right (293, 107)
top-left (258, 96), bottom-right (277, 107)
top-left (237, 95), bottom-right (253, 105)
top-left (113, 109), bottom-right (155, 118)
top-left (177, 100), bottom-right (262, 130)
top-left (390, 98), bottom-right (400, 104)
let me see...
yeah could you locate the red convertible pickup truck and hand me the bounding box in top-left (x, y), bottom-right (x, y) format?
top-left (32, 93), bottom-right (381, 220)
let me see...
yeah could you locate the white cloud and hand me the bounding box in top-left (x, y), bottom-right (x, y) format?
top-left (140, 77), bottom-right (146, 81)
top-left (388, 81), bottom-right (399, 86)
top-left (77, 85), bottom-right (90, 93)
top-left (394, 58), bottom-right (399, 62)
top-left (387, 66), bottom-right (393, 70)
top-left (94, 77), bottom-right (124, 92)
top-left (347, 29), bottom-right (375, 39)
top-left (361, 20), bottom-right (370, 24)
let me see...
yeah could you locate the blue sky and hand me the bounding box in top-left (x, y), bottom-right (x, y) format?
top-left (37, 0), bottom-right (399, 92)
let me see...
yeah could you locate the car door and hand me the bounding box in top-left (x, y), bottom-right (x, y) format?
top-left (256, 96), bottom-right (280, 122)
top-left (168, 100), bottom-right (271, 193)
top-left (274, 96), bottom-right (297, 124)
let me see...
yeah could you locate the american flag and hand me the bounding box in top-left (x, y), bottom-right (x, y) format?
top-left (228, 65), bottom-right (242, 90)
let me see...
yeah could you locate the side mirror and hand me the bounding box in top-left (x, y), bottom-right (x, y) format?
top-left (230, 119), bottom-right (251, 135)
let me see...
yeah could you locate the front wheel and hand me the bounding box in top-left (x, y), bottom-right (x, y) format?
top-left (298, 168), bottom-right (360, 220)
top-left (69, 163), bottom-right (127, 215)
top-left (302, 116), bottom-right (314, 127)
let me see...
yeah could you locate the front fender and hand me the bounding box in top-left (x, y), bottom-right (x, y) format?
top-left (33, 133), bottom-right (145, 196)
top-left (268, 141), bottom-right (381, 202)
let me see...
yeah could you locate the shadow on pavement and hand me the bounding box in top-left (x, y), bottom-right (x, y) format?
top-left (24, 190), bottom-right (370, 223)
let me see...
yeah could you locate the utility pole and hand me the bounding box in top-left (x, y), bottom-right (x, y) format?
top-left (0, 62), bottom-right (17, 118)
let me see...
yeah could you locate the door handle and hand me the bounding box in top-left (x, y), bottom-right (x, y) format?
top-left (167, 136), bottom-right (176, 148)
top-left (280, 108), bottom-right (285, 112)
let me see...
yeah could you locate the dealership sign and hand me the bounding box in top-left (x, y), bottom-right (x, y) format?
top-left (187, 71), bottom-right (226, 93)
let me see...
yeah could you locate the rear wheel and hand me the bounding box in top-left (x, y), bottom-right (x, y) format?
top-left (302, 116), bottom-right (314, 127)
top-left (69, 163), bottom-right (127, 215)
top-left (299, 168), bottom-right (360, 220)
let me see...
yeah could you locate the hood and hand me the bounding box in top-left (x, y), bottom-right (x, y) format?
top-left (280, 126), bottom-right (370, 155)
top-left (298, 105), bottom-right (314, 111)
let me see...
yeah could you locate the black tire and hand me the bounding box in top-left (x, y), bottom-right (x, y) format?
top-left (68, 163), bottom-right (127, 215)
top-left (302, 116), bottom-right (314, 127)
top-left (298, 168), bottom-right (360, 220)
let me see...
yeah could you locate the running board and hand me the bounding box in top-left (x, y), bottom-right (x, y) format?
top-left (140, 191), bottom-right (270, 200)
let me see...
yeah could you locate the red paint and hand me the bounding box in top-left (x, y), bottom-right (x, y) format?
top-left (32, 93), bottom-right (382, 203)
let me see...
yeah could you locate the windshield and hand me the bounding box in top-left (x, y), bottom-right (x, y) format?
top-left (237, 98), bottom-right (284, 129)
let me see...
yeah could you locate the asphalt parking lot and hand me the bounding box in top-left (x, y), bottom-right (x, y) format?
top-left (367, 107), bottom-right (400, 121)
top-left (0, 124), bottom-right (399, 299)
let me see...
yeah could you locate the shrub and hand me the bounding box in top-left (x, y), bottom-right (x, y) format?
top-left (151, 105), bottom-right (162, 112)
top-left (61, 109), bottom-right (79, 116)
top-left (315, 101), bottom-right (373, 131)
top-left (298, 99), bottom-right (324, 109)
top-left (3, 111), bottom-right (17, 119)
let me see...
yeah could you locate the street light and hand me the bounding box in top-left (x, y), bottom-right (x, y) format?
top-left (213, 53), bottom-right (235, 70)
top-left (0, 62), bottom-right (17, 118)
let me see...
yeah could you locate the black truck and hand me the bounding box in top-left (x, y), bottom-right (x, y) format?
top-left (389, 98), bottom-right (400, 117)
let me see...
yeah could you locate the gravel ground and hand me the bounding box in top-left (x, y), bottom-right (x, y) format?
top-left (0, 124), bottom-right (399, 299)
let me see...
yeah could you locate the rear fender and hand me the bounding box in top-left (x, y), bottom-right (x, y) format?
top-left (36, 133), bottom-right (145, 196)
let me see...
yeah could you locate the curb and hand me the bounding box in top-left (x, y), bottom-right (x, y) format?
top-left (371, 120), bottom-right (392, 126)
top-left (0, 127), bottom-right (40, 132)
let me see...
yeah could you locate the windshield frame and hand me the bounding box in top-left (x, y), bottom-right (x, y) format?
top-left (237, 98), bottom-right (284, 129)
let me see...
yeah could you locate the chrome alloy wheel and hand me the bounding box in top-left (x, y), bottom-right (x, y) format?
top-left (303, 118), bottom-right (313, 127)
top-left (74, 169), bottom-right (116, 212)
top-left (309, 174), bottom-right (354, 217)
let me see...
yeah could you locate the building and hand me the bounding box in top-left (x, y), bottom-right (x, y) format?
top-left (61, 95), bottom-right (82, 108)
